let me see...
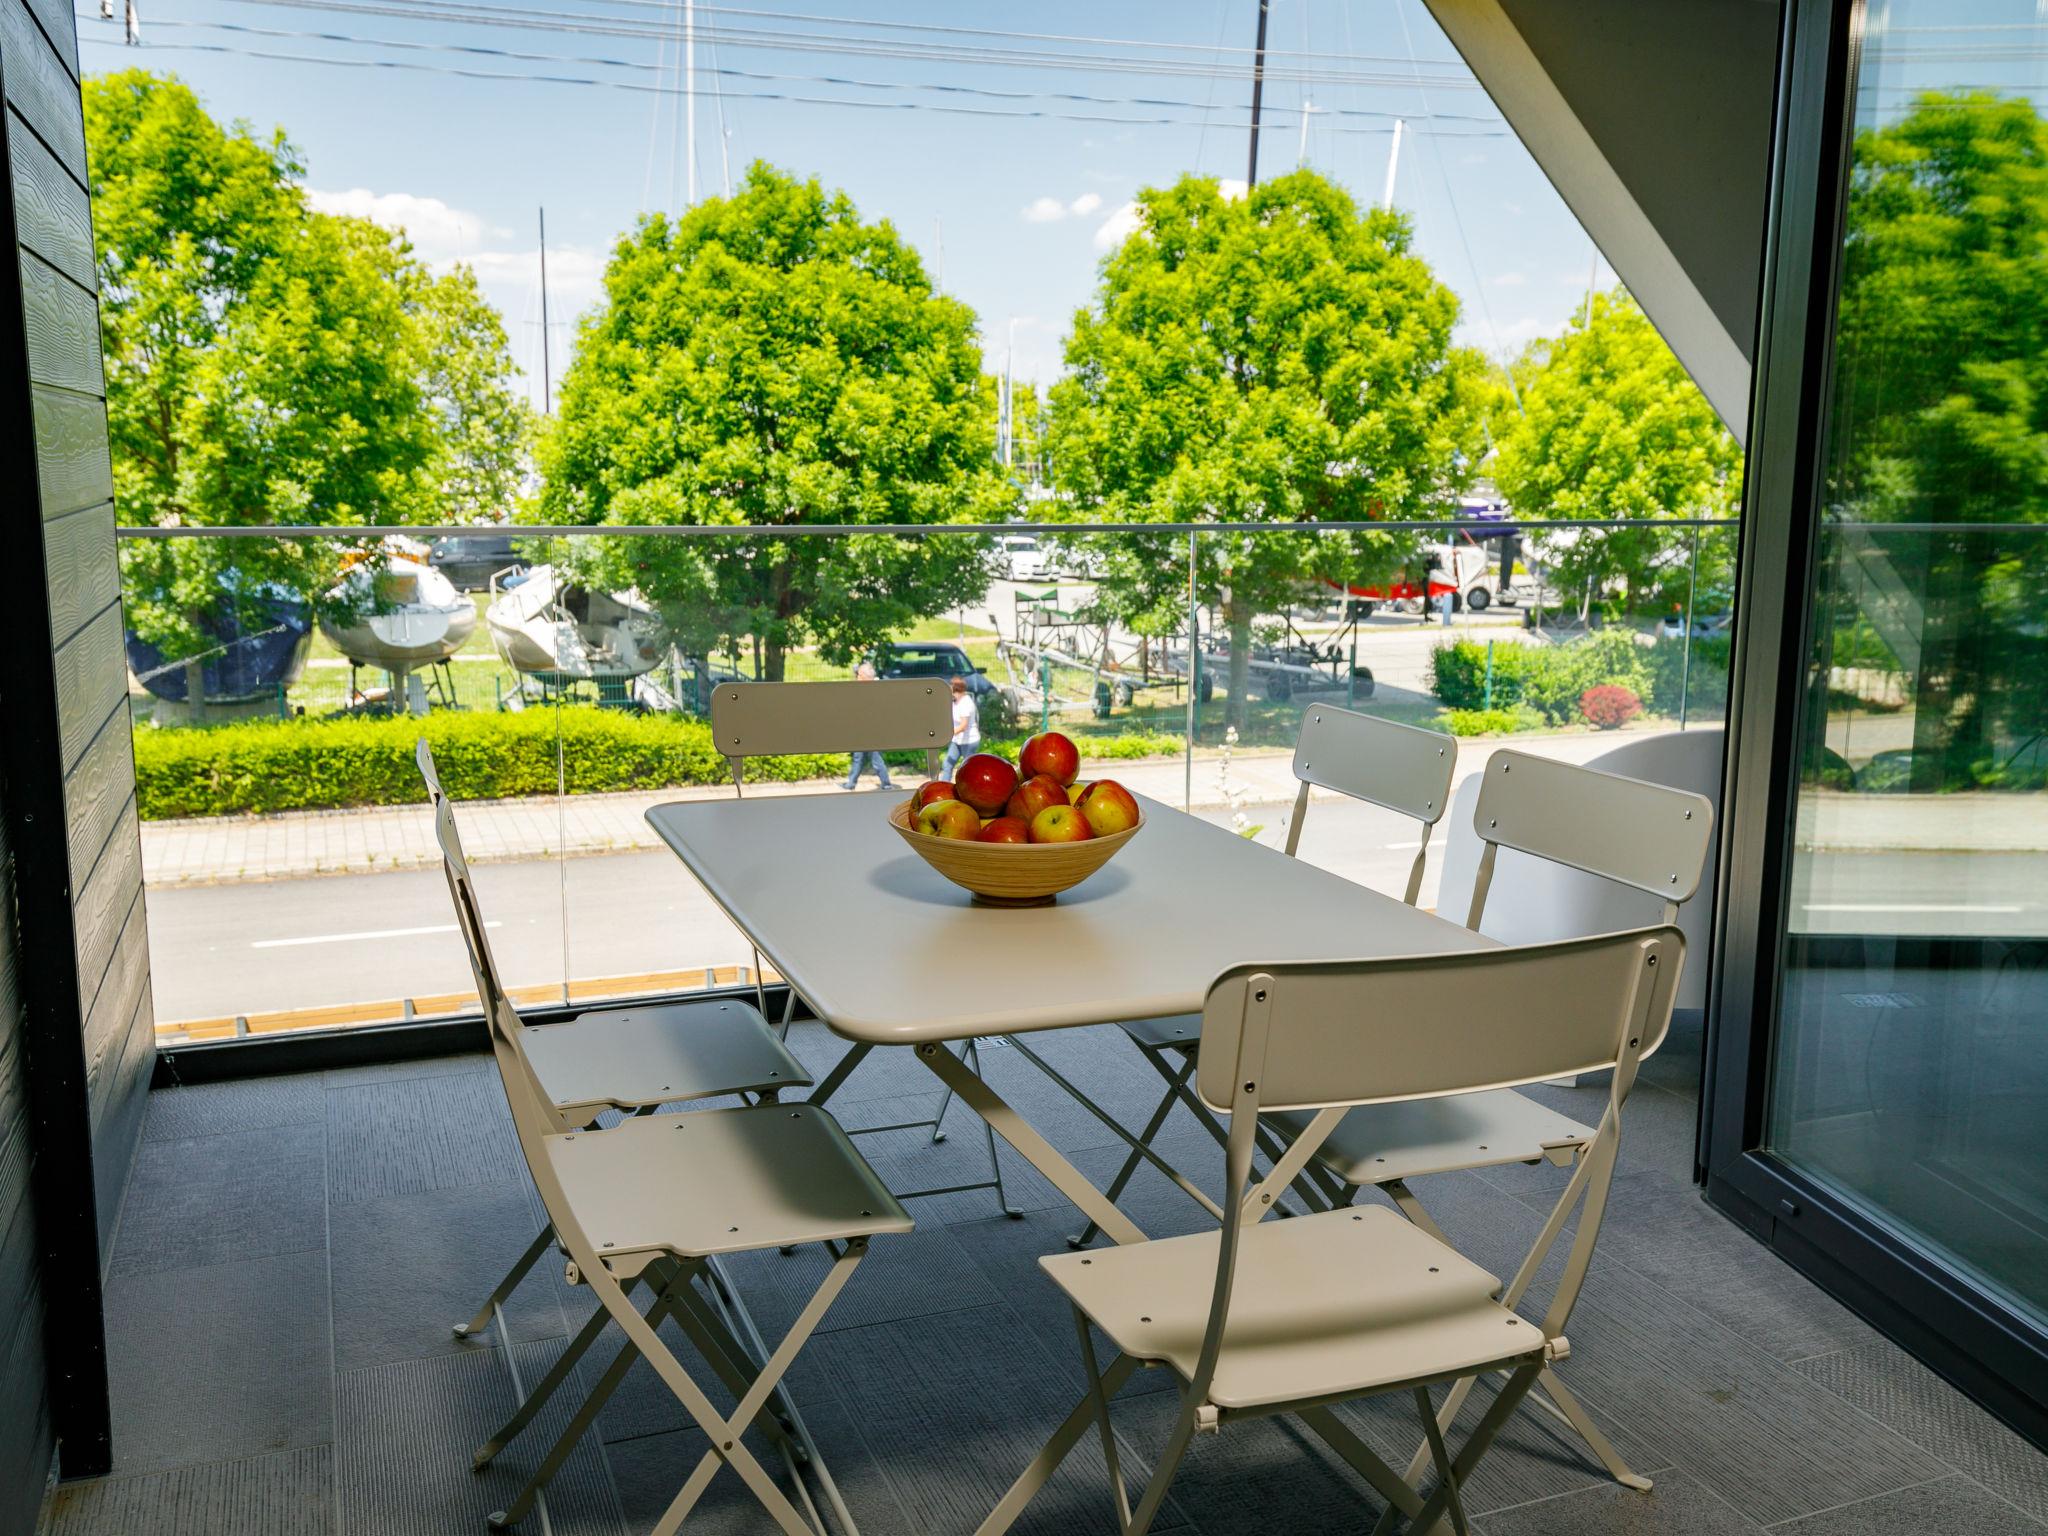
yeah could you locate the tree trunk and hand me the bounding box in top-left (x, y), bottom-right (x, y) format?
top-left (184, 656), bottom-right (209, 725)
top-left (1225, 595), bottom-right (1254, 735)
top-left (763, 562), bottom-right (796, 682)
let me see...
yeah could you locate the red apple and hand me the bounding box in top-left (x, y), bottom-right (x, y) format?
top-left (916, 800), bottom-right (984, 840)
top-left (1066, 780), bottom-right (1091, 805)
top-left (954, 752), bottom-right (1019, 815)
top-left (1004, 773), bottom-right (1066, 823)
top-left (912, 781), bottom-right (958, 809)
top-left (1079, 779), bottom-right (1140, 836)
top-left (1019, 731), bottom-right (1081, 787)
top-left (1029, 803), bottom-right (1095, 843)
top-left (978, 816), bottom-right (1032, 844)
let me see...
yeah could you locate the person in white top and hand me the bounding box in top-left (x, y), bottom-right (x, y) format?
top-left (841, 661), bottom-right (896, 790)
top-left (941, 674), bottom-right (980, 777)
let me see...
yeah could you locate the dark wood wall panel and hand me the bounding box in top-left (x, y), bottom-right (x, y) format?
top-left (7, 111), bottom-right (88, 289)
top-left (80, 887), bottom-right (145, 1104)
top-left (16, 0), bottom-right (73, 80)
top-left (32, 383), bottom-right (109, 517)
top-left (5, 0), bottom-right (148, 1486)
top-left (19, 251), bottom-right (98, 392)
top-left (62, 703), bottom-right (133, 888)
top-left (44, 502), bottom-right (116, 646)
top-left (0, 0), bottom-right (80, 175)
top-left (50, 604), bottom-right (124, 771)
top-left (0, 802), bottom-right (52, 1531)
top-left (70, 797), bottom-right (139, 1024)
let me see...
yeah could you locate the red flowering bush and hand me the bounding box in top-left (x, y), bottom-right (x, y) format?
top-left (1579, 685), bottom-right (1643, 730)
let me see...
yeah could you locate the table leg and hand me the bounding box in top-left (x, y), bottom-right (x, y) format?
top-left (913, 1042), bottom-right (1149, 1247)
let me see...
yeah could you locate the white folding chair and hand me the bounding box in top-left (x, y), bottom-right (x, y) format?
top-left (424, 755), bottom-right (912, 1536)
top-left (1269, 747), bottom-right (1715, 1493)
top-left (981, 925), bottom-right (1685, 1536)
top-left (711, 680), bottom-right (1022, 1216)
top-left (415, 743), bottom-right (815, 1346)
top-left (1058, 705), bottom-right (1456, 1246)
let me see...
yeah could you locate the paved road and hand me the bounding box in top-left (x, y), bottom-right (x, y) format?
top-left (143, 793), bottom-right (2044, 1025)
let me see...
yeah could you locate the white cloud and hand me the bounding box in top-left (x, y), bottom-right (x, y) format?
top-left (1069, 192), bottom-right (1103, 217)
top-left (1490, 271), bottom-right (1528, 288)
top-left (307, 188), bottom-right (511, 265)
top-left (1023, 195), bottom-right (1069, 224)
top-left (1094, 200), bottom-right (1143, 249)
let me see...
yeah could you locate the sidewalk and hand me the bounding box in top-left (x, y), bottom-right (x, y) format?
top-left (136, 730), bottom-right (1656, 887)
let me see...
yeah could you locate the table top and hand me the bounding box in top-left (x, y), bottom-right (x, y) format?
top-left (647, 790), bottom-right (1493, 1046)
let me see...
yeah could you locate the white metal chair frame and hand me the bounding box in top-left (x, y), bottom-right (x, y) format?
top-left (712, 680), bottom-right (1022, 1218)
top-left (1043, 705), bottom-right (1457, 1247)
top-left (425, 755), bottom-right (910, 1535)
top-left (414, 743), bottom-right (815, 1360)
top-left (981, 925), bottom-right (1684, 1536)
top-left (1276, 748), bottom-right (1717, 1496)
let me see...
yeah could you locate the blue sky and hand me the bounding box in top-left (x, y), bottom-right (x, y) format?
top-left (79, 0), bottom-right (1615, 409)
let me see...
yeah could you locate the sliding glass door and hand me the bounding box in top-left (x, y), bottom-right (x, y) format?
top-left (1710, 0), bottom-right (2048, 1443)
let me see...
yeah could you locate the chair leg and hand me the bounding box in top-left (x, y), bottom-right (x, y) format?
top-left (456, 1223), bottom-right (555, 1338)
top-left (1406, 1361), bottom-right (1544, 1536)
top-left (474, 1281), bottom-right (636, 1470)
top-left (1073, 1308), bottom-right (1131, 1530)
top-left (1531, 1366), bottom-right (1653, 1492)
top-left (1068, 1054), bottom-right (1189, 1249)
top-left (1123, 1390), bottom-right (1201, 1536)
top-left (972, 1355), bottom-right (1142, 1536)
top-left (644, 1242), bottom-right (868, 1536)
top-left (1412, 1386), bottom-right (1472, 1536)
top-left (967, 1040), bottom-right (1023, 1218)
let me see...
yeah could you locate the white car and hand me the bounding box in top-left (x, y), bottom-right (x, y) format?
top-left (999, 534), bottom-right (1053, 581)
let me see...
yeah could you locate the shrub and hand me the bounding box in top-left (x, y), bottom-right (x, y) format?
top-left (1441, 704), bottom-right (1547, 737)
top-left (132, 708), bottom-right (1195, 819)
top-left (1579, 685), bottom-right (1643, 730)
top-left (1645, 633), bottom-right (1732, 716)
top-left (1430, 628), bottom-right (1655, 724)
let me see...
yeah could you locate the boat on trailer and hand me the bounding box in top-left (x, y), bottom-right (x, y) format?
top-left (484, 564), bottom-right (668, 683)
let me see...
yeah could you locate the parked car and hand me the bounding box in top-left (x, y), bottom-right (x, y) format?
top-left (998, 535), bottom-right (1053, 581)
top-left (872, 641), bottom-right (999, 697)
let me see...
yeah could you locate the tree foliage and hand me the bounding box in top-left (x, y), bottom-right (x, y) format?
top-left (1491, 289), bottom-right (1741, 617)
top-left (1819, 90), bottom-right (2048, 789)
top-left (534, 162), bottom-right (1012, 679)
top-left (1044, 169), bottom-right (1486, 727)
top-left (86, 70), bottom-right (530, 665)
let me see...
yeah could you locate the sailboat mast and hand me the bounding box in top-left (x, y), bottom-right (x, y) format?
top-left (538, 207), bottom-right (552, 415)
top-left (685, 0), bottom-right (697, 205)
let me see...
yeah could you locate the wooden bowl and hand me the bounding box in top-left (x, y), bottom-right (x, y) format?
top-left (888, 799), bottom-right (1143, 906)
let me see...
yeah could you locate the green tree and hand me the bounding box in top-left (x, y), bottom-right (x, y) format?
top-left (87, 70), bottom-right (529, 703)
top-left (1491, 289), bottom-right (1741, 618)
top-left (1043, 170), bottom-right (1486, 730)
top-left (535, 163), bottom-right (1012, 680)
top-left (1821, 91), bottom-right (2048, 789)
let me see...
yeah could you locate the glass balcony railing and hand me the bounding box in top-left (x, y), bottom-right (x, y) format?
top-left (121, 517), bottom-right (1737, 1044)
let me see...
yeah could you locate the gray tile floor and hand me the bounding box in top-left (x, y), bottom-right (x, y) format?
top-left (39, 1015), bottom-right (2048, 1535)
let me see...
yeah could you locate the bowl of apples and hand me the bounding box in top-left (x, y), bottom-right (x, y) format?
top-left (890, 731), bottom-right (1144, 906)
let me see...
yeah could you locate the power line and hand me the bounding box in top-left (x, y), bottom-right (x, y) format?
top-left (201, 0), bottom-right (1489, 89)
top-left (77, 26), bottom-right (1511, 137)
top-left (87, 13), bottom-right (1510, 127)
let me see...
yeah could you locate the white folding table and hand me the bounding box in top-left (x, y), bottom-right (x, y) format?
top-left (646, 790), bottom-right (1494, 1247)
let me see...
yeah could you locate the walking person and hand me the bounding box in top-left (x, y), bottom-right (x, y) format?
top-left (941, 674), bottom-right (980, 778)
top-left (842, 662), bottom-right (897, 790)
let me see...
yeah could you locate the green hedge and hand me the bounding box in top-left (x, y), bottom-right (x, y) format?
top-left (1441, 704), bottom-right (1546, 737)
top-left (1429, 629), bottom-right (1657, 724)
top-left (133, 708), bottom-right (1193, 819)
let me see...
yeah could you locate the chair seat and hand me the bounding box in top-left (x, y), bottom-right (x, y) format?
top-left (1119, 1013), bottom-right (1201, 1053)
top-left (546, 1103), bottom-right (913, 1264)
top-left (1272, 1089), bottom-right (1594, 1187)
top-left (522, 999), bottom-right (809, 1123)
top-left (1042, 1207), bottom-right (1537, 1410)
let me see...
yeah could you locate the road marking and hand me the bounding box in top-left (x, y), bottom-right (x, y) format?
top-left (252, 921), bottom-right (501, 949)
top-left (1801, 903), bottom-right (2023, 914)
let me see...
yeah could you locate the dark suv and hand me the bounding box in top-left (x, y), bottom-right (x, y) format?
top-left (872, 642), bottom-right (998, 697)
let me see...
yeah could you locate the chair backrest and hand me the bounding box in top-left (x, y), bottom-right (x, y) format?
top-left (1462, 749), bottom-right (1714, 932)
top-left (1195, 926), bottom-right (1682, 1118)
top-left (709, 679), bottom-right (950, 792)
top-left (1180, 925), bottom-right (1683, 1407)
top-left (1286, 706), bottom-right (1456, 901)
top-left (416, 740), bottom-right (572, 1141)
